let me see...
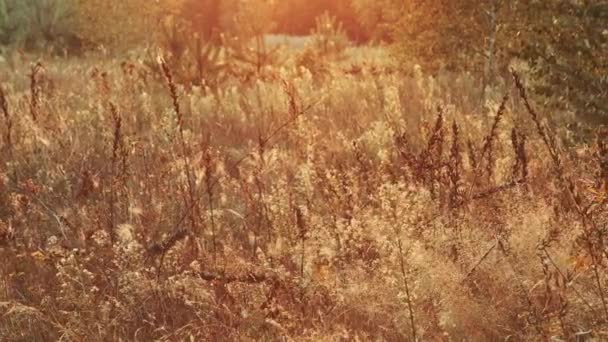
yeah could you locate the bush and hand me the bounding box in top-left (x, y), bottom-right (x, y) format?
top-left (310, 12), bottom-right (350, 57)
top-left (0, 0), bottom-right (76, 50)
top-left (71, 0), bottom-right (174, 50)
top-left (350, 0), bottom-right (397, 42)
top-left (149, 15), bottom-right (230, 89)
top-left (387, 0), bottom-right (608, 127)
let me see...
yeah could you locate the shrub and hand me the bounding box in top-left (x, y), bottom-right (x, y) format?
top-left (71, 0), bottom-right (172, 49)
top-left (387, 0), bottom-right (608, 127)
top-left (0, 0), bottom-right (75, 50)
top-left (310, 11), bottom-right (350, 57)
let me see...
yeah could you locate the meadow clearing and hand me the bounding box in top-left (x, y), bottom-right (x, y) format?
top-left (0, 1), bottom-right (607, 341)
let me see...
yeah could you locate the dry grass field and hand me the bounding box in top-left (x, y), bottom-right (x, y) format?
top-left (0, 42), bottom-right (607, 341)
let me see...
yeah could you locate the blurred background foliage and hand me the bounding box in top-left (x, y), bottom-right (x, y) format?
top-left (0, 0), bottom-right (606, 128)
top-left (0, 0), bottom-right (373, 51)
top-left (0, 0), bottom-right (75, 50)
top-left (385, 0), bottom-right (607, 128)
top-left (71, 0), bottom-right (179, 49)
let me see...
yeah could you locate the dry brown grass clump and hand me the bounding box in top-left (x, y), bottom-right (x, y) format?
top-left (0, 49), bottom-right (606, 341)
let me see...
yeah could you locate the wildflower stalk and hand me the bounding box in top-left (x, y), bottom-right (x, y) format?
top-left (513, 71), bottom-right (608, 321)
top-left (108, 102), bottom-right (122, 246)
top-left (465, 92), bottom-right (509, 201)
top-left (296, 206), bottom-right (307, 279)
top-left (397, 237), bottom-right (417, 341)
top-left (29, 62), bottom-right (43, 122)
top-left (204, 148), bottom-right (218, 266)
top-left (159, 57), bottom-right (200, 243)
top-left (0, 84), bottom-right (12, 151)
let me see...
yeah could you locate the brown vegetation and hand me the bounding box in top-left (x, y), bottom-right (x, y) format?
top-left (0, 47), bottom-right (607, 340)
